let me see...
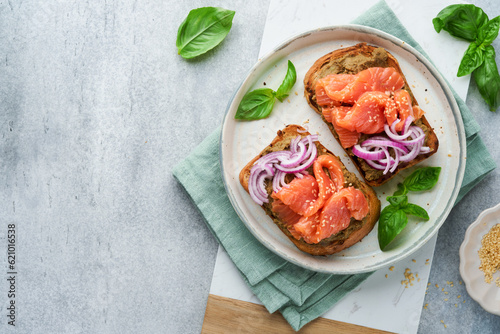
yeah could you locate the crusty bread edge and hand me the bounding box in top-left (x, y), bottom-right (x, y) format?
top-left (239, 124), bottom-right (381, 256)
top-left (303, 43), bottom-right (440, 187)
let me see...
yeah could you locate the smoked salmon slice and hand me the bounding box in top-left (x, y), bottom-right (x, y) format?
top-left (272, 154), bottom-right (369, 244)
top-left (316, 73), bottom-right (355, 107)
top-left (316, 67), bottom-right (425, 141)
top-left (293, 214), bottom-right (321, 243)
top-left (271, 198), bottom-right (302, 226)
top-left (310, 154), bottom-right (345, 215)
top-left (316, 85), bottom-right (336, 108)
top-left (293, 187), bottom-right (369, 244)
top-left (318, 187), bottom-right (368, 237)
top-left (322, 67), bottom-right (404, 104)
top-left (271, 175), bottom-right (319, 216)
top-left (385, 89), bottom-right (425, 132)
top-left (334, 91), bottom-right (395, 134)
top-left (323, 106), bottom-right (361, 148)
top-left (272, 155), bottom-right (345, 217)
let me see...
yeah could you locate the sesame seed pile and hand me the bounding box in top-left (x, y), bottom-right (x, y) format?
top-left (478, 223), bottom-right (500, 287)
top-left (401, 268), bottom-right (417, 288)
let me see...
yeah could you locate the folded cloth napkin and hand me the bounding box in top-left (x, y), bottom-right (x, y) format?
top-left (173, 0), bottom-right (496, 330)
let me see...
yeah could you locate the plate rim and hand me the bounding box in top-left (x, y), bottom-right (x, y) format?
top-left (220, 24), bottom-right (466, 274)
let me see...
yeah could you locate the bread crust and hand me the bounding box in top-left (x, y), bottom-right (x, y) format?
top-left (239, 125), bottom-right (381, 256)
top-left (304, 43), bottom-right (439, 187)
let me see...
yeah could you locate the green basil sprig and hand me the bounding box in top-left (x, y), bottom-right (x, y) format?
top-left (433, 4), bottom-right (488, 42)
top-left (433, 5), bottom-right (500, 111)
top-left (474, 46), bottom-right (500, 110)
top-left (176, 7), bottom-right (235, 59)
top-left (378, 167), bottom-right (441, 251)
top-left (235, 60), bottom-right (297, 120)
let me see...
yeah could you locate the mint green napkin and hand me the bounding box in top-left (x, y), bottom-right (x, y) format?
top-left (173, 1), bottom-right (496, 331)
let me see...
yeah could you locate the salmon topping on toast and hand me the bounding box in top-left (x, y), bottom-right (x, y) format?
top-left (272, 154), bottom-right (369, 243)
top-left (315, 67), bottom-right (424, 148)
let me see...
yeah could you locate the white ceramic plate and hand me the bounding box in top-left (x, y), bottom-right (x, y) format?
top-left (220, 25), bottom-right (466, 274)
top-left (460, 203), bottom-right (500, 316)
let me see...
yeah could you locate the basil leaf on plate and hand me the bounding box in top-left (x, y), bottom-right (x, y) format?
top-left (387, 194), bottom-right (408, 207)
top-left (474, 45), bottom-right (500, 111)
top-left (432, 4), bottom-right (489, 42)
top-left (176, 7), bottom-right (235, 59)
top-left (403, 167), bottom-right (442, 192)
top-left (403, 203), bottom-right (430, 221)
top-left (378, 167), bottom-right (440, 250)
top-left (234, 88), bottom-right (276, 120)
top-left (477, 15), bottom-right (500, 46)
top-left (235, 60), bottom-right (297, 120)
top-left (378, 205), bottom-right (408, 251)
top-left (457, 41), bottom-right (485, 77)
top-left (393, 183), bottom-right (408, 197)
top-left (275, 61), bottom-right (297, 102)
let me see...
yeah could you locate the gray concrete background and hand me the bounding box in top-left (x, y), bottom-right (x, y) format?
top-left (0, 1), bottom-right (499, 333)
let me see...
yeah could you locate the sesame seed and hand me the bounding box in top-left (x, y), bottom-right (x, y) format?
top-left (478, 223), bottom-right (500, 286)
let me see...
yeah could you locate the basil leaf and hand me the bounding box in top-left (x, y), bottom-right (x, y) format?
top-left (176, 7), bottom-right (235, 59)
top-left (387, 194), bottom-right (408, 208)
top-left (378, 206), bottom-right (408, 250)
top-left (457, 41), bottom-right (485, 77)
top-left (403, 203), bottom-right (430, 221)
top-left (473, 45), bottom-right (500, 111)
top-left (235, 60), bottom-right (296, 120)
top-left (477, 16), bottom-right (500, 46)
top-left (432, 4), bottom-right (489, 42)
top-left (393, 183), bottom-right (408, 196)
top-left (234, 88), bottom-right (276, 120)
top-left (403, 167), bottom-right (442, 192)
top-left (275, 61), bottom-right (297, 102)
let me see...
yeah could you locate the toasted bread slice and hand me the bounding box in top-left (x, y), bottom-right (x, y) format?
top-left (239, 125), bottom-right (381, 256)
top-left (304, 43), bottom-right (439, 186)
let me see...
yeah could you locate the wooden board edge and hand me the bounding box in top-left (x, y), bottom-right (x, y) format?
top-left (202, 294), bottom-right (396, 334)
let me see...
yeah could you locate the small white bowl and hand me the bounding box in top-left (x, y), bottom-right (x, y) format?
top-left (459, 202), bottom-right (500, 316)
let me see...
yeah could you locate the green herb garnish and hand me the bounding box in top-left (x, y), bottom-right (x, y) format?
top-left (433, 4), bottom-right (500, 111)
top-left (378, 167), bottom-right (441, 250)
top-left (176, 7), bottom-right (235, 59)
top-left (235, 60), bottom-right (297, 120)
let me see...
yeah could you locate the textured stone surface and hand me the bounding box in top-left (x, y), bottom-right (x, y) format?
top-left (0, 1), bottom-right (267, 333)
top-left (0, 1), bottom-right (499, 333)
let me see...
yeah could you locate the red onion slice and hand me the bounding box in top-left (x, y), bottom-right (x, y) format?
top-left (385, 124), bottom-right (412, 141)
top-left (289, 136), bottom-right (301, 153)
top-left (353, 114), bottom-right (429, 175)
top-left (403, 116), bottom-right (414, 135)
top-left (280, 141), bottom-right (307, 167)
top-left (398, 128), bottom-right (425, 145)
top-left (272, 170), bottom-right (288, 192)
top-left (420, 146), bottom-right (431, 154)
top-left (258, 151), bottom-right (291, 165)
top-left (274, 137), bottom-right (317, 173)
top-left (249, 164), bottom-right (274, 205)
top-left (352, 145), bottom-right (386, 160)
top-left (361, 139), bottom-right (409, 154)
top-left (247, 134), bottom-right (319, 204)
top-left (399, 137), bottom-right (422, 162)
